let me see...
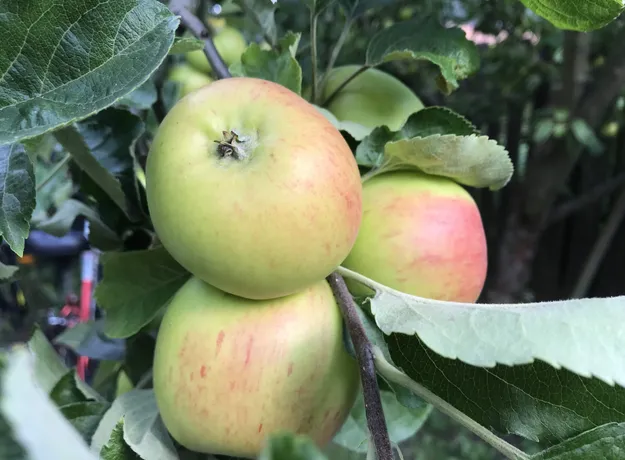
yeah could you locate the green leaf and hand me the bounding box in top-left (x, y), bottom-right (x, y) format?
top-left (54, 108), bottom-right (145, 221)
top-left (32, 199), bottom-right (122, 251)
top-left (0, 0), bottom-right (178, 145)
top-left (170, 36), bottom-right (205, 54)
top-left (531, 423), bottom-right (625, 459)
top-left (366, 18), bottom-right (480, 94)
top-left (91, 389), bottom-right (178, 460)
top-left (260, 432), bottom-right (329, 460)
top-left (123, 333), bottom-right (156, 387)
top-left (313, 105), bottom-right (370, 141)
top-left (332, 390), bottom-right (431, 453)
top-left (233, 0), bottom-right (278, 47)
top-left (50, 371), bottom-right (90, 407)
top-left (26, 328), bottom-right (69, 393)
top-left (339, 268), bottom-right (625, 445)
top-left (0, 355), bottom-right (26, 460)
top-left (91, 361), bottom-right (124, 402)
top-left (0, 144), bottom-right (36, 256)
top-left (355, 107), bottom-right (479, 168)
top-left (533, 119), bottom-right (555, 144)
top-left (0, 414), bottom-right (26, 459)
top-left (23, 133), bottom-right (59, 157)
top-left (520, 0), bottom-right (624, 32)
top-left (116, 79), bottom-right (158, 111)
top-left (231, 33), bottom-right (303, 95)
top-left (53, 320), bottom-right (126, 362)
top-left (100, 420), bottom-right (142, 460)
top-left (95, 247), bottom-right (191, 338)
top-left (571, 119), bottom-right (604, 156)
top-left (0, 348), bottom-right (99, 460)
top-left (27, 328), bottom-right (103, 402)
top-left (0, 261), bottom-right (18, 281)
top-left (32, 153), bottom-right (73, 220)
top-left (60, 401), bottom-right (110, 445)
top-left (364, 134), bottom-right (514, 190)
top-left (342, 267), bottom-right (625, 389)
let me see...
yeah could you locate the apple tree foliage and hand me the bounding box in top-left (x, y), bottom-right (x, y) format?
top-left (1, 0), bottom-right (625, 459)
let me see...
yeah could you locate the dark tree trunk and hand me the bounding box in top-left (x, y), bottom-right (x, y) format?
top-left (487, 32), bottom-right (596, 303)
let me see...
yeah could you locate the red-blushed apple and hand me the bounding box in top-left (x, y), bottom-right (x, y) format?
top-left (342, 170), bottom-right (488, 302)
top-left (145, 77), bottom-right (362, 300)
top-left (152, 276), bottom-right (360, 458)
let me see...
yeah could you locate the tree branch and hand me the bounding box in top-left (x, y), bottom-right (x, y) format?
top-left (170, 0), bottom-right (232, 79)
top-left (310, 10), bottom-right (319, 104)
top-left (319, 17), bottom-right (354, 98)
top-left (547, 172), bottom-right (625, 225)
top-left (523, 27), bottom-right (625, 220)
top-left (571, 184), bottom-right (625, 299)
top-left (326, 272), bottom-right (393, 460)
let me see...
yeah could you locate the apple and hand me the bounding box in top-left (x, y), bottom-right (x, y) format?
top-left (168, 63), bottom-right (214, 97)
top-left (319, 65), bottom-right (424, 133)
top-left (152, 276), bottom-right (360, 458)
top-left (342, 170), bottom-right (488, 302)
top-left (145, 77), bottom-right (362, 300)
top-left (186, 25), bottom-right (247, 74)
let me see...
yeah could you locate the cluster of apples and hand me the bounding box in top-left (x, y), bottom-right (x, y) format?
top-left (147, 29), bottom-right (488, 459)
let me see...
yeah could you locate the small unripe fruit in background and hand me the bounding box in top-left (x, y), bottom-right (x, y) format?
top-left (186, 25), bottom-right (247, 74)
top-left (342, 170), bottom-right (488, 302)
top-left (153, 277), bottom-right (360, 458)
top-left (320, 65), bottom-right (424, 134)
top-left (168, 63), bottom-right (214, 97)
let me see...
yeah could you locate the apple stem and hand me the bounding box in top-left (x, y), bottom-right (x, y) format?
top-left (310, 11), bottom-right (320, 104)
top-left (170, 0), bottom-right (232, 80)
top-left (321, 65), bottom-right (370, 108)
top-left (320, 17), bottom-right (354, 95)
top-left (326, 272), bottom-right (394, 460)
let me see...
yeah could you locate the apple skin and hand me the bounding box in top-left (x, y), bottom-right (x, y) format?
top-left (152, 276), bottom-right (360, 458)
top-left (186, 25), bottom-right (247, 74)
top-left (168, 63), bottom-right (214, 97)
top-left (320, 65), bottom-right (424, 133)
top-left (342, 170), bottom-right (488, 302)
top-left (145, 77), bottom-right (362, 300)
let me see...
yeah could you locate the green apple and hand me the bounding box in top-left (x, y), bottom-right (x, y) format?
top-left (168, 63), bottom-right (214, 97)
top-left (601, 121), bottom-right (619, 137)
top-left (186, 25), bottom-right (247, 74)
top-left (342, 170), bottom-right (488, 302)
top-left (146, 77), bottom-right (362, 300)
top-left (153, 276), bottom-right (360, 458)
top-left (319, 65), bottom-right (424, 133)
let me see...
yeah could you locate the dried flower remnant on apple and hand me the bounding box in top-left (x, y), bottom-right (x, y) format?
top-left (214, 129), bottom-right (249, 160)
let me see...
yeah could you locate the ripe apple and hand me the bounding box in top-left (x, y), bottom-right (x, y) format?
top-left (152, 276), bottom-right (360, 458)
top-left (186, 25), bottom-right (247, 74)
top-left (342, 170), bottom-right (487, 302)
top-left (319, 65), bottom-right (424, 133)
top-left (168, 63), bottom-right (214, 97)
top-left (145, 77), bottom-right (362, 300)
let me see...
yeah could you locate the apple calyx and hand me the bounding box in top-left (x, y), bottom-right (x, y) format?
top-left (215, 129), bottom-right (248, 160)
